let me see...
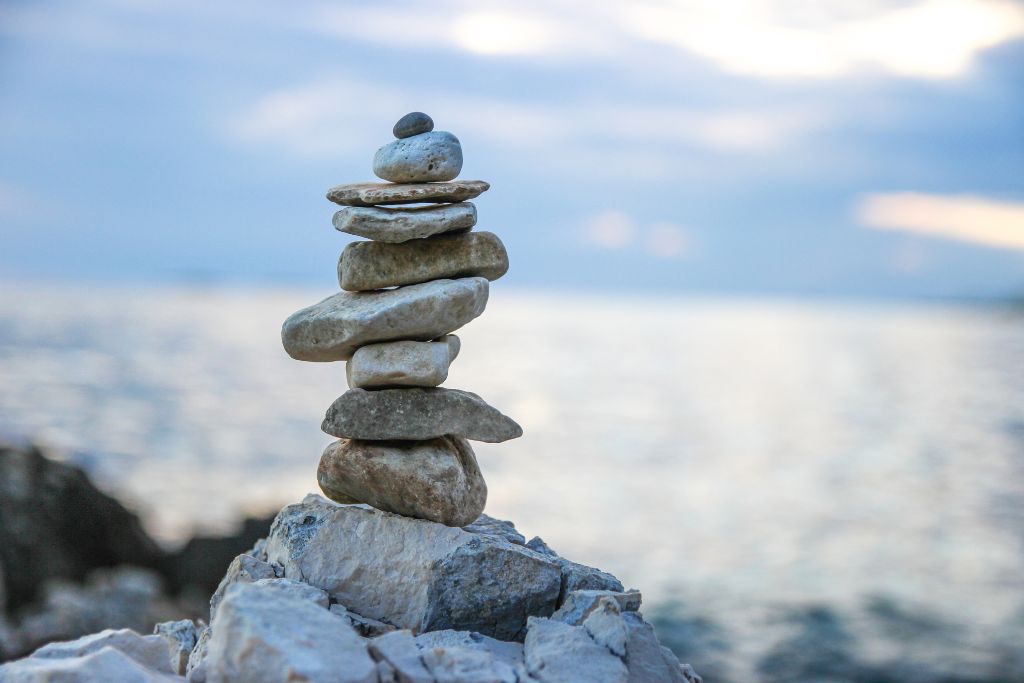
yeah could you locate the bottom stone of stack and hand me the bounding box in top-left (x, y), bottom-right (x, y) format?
top-left (317, 436), bottom-right (487, 527)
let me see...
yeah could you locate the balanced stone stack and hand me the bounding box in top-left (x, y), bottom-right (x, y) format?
top-left (281, 112), bottom-right (521, 528)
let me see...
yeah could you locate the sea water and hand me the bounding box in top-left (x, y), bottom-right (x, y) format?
top-left (1, 282), bottom-right (1022, 681)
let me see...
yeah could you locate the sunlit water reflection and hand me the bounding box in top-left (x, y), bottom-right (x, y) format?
top-left (1, 282), bottom-right (1022, 681)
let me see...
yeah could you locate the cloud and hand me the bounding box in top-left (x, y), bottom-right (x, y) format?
top-left (609, 0), bottom-right (1024, 80)
top-left (582, 211), bottom-right (637, 249)
top-left (858, 192), bottom-right (1024, 250)
top-left (644, 222), bottom-right (692, 259)
top-left (581, 213), bottom-right (694, 259)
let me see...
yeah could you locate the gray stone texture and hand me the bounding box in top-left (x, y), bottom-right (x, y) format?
top-left (318, 436), bottom-right (487, 527)
top-left (281, 278), bottom-right (488, 362)
top-left (524, 616), bottom-right (629, 682)
top-left (204, 582), bottom-right (375, 683)
top-left (346, 337), bottom-right (458, 389)
top-left (153, 619), bottom-right (197, 676)
top-left (393, 111), bottom-right (433, 139)
top-left (326, 180), bottom-right (489, 207)
top-left (374, 131), bottom-right (463, 183)
top-left (322, 387), bottom-right (523, 443)
top-left (338, 231), bottom-right (509, 291)
top-left (333, 203), bottom-right (476, 243)
top-left (0, 645), bottom-right (181, 682)
top-left (264, 495), bottom-right (562, 641)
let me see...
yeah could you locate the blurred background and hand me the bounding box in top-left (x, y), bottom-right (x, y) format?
top-left (1, 0), bottom-right (1023, 680)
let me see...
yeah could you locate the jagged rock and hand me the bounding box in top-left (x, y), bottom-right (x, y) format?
top-left (373, 131), bottom-right (463, 183)
top-left (264, 496), bottom-right (562, 641)
top-left (393, 112), bottom-right (433, 139)
top-left (184, 624), bottom-right (209, 682)
top-left (317, 437), bottom-right (487, 527)
top-left (207, 554), bottom-right (278, 620)
top-left (326, 180), bottom-right (489, 207)
top-left (620, 611), bottom-right (698, 683)
top-left (420, 645), bottom-right (518, 683)
top-left (367, 630), bottom-right (433, 683)
top-left (338, 231), bottom-right (509, 291)
top-left (249, 578), bottom-right (329, 608)
top-left (333, 203), bottom-right (476, 243)
top-left (346, 337), bottom-right (459, 389)
top-left (552, 589), bottom-right (643, 625)
top-left (582, 596), bottom-right (628, 657)
top-left (0, 645), bottom-right (181, 682)
top-left (524, 616), bottom-right (629, 682)
top-left (414, 630), bottom-right (525, 672)
top-left (153, 619), bottom-right (197, 676)
top-left (322, 388), bottom-right (522, 443)
top-left (328, 605), bottom-right (396, 638)
top-left (526, 536), bottom-right (625, 601)
top-left (204, 582), bottom-right (375, 683)
top-left (0, 442), bottom-right (166, 613)
top-left (282, 278), bottom-right (488, 362)
top-left (23, 628), bottom-right (175, 673)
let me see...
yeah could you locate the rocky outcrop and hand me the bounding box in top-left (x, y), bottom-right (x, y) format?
top-left (0, 495), bottom-right (701, 682)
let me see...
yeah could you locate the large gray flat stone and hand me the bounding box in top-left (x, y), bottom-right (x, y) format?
top-left (264, 496), bottom-right (562, 641)
top-left (281, 278), bottom-right (488, 362)
top-left (338, 231), bottom-right (509, 291)
top-left (321, 388), bottom-right (522, 443)
top-left (333, 203), bottom-right (476, 243)
top-left (327, 180), bottom-right (489, 207)
top-left (317, 436), bottom-right (487, 527)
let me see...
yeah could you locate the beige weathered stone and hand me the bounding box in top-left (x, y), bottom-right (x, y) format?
top-left (318, 437), bottom-right (487, 527)
top-left (339, 231), bottom-right (509, 291)
top-left (333, 203), bottom-right (477, 243)
top-left (322, 388), bottom-right (523, 443)
top-left (346, 336), bottom-right (459, 389)
top-left (326, 180), bottom-right (489, 207)
top-left (281, 278), bottom-right (487, 362)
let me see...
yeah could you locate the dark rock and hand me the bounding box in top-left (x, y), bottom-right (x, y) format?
top-left (393, 112), bottom-right (434, 139)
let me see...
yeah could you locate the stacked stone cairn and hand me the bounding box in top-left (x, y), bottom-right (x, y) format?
top-left (281, 112), bottom-right (521, 527)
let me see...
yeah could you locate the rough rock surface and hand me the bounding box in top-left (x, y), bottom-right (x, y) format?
top-left (153, 619), bottom-right (197, 676)
top-left (26, 628), bottom-right (175, 673)
top-left (346, 337), bottom-right (459, 389)
top-left (318, 436), bottom-right (487, 527)
top-left (326, 180), bottom-right (489, 207)
top-left (282, 278), bottom-right (488, 362)
top-left (525, 616), bottom-right (629, 682)
top-left (393, 111), bottom-right (433, 139)
top-left (333, 203), bottom-right (476, 243)
top-left (207, 553), bottom-right (278, 619)
top-left (322, 388), bottom-right (523, 443)
top-left (0, 645), bottom-right (181, 682)
top-left (264, 495), bottom-right (562, 640)
top-left (339, 231), bottom-right (509, 291)
top-left (373, 131), bottom-right (463, 183)
top-left (204, 582), bottom-right (376, 683)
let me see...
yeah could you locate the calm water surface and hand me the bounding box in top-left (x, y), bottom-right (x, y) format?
top-left (1, 282), bottom-right (1022, 681)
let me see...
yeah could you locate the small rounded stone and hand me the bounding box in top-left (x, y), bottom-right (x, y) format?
top-left (393, 112), bottom-right (433, 139)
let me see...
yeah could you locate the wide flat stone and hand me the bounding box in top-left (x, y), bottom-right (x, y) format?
top-left (374, 131), bottom-right (463, 183)
top-left (264, 495), bottom-right (563, 641)
top-left (333, 203), bottom-right (477, 243)
top-left (339, 231), bottom-right (509, 291)
top-left (346, 336), bottom-right (459, 389)
top-left (318, 436), bottom-right (487, 527)
top-left (281, 278), bottom-right (488, 362)
top-left (322, 388), bottom-right (523, 443)
top-left (326, 180), bottom-right (489, 207)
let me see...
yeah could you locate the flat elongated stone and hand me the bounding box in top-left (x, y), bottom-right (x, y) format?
top-left (339, 231), bottom-right (509, 291)
top-left (374, 131), bottom-right (463, 183)
top-left (281, 278), bottom-right (487, 362)
top-left (322, 388), bottom-right (523, 443)
top-left (334, 203), bottom-right (477, 243)
top-left (318, 436), bottom-right (487, 527)
top-left (326, 180), bottom-right (489, 207)
top-left (346, 337), bottom-right (459, 389)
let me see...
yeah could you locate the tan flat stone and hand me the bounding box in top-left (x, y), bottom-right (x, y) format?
top-left (326, 180), bottom-right (489, 207)
top-left (333, 203), bottom-right (477, 243)
top-left (345, 337), bottom-right (459, 389)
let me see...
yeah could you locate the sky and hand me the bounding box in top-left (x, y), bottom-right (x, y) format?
top-left (0, 0), bottom-right (1022, 298)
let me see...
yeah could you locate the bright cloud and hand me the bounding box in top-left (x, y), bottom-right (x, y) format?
top-left (606, 0), bottom-right (1024, 79)
top-left (644, 222), bottom-right (692, 259)
top-left (582, 211), bottom-right (637, 249)
top-left (858, 193), bottom-right (1024, 250)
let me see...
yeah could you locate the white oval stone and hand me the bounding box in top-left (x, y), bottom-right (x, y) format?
top-left (373, 131), bottom-right (463, 183)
